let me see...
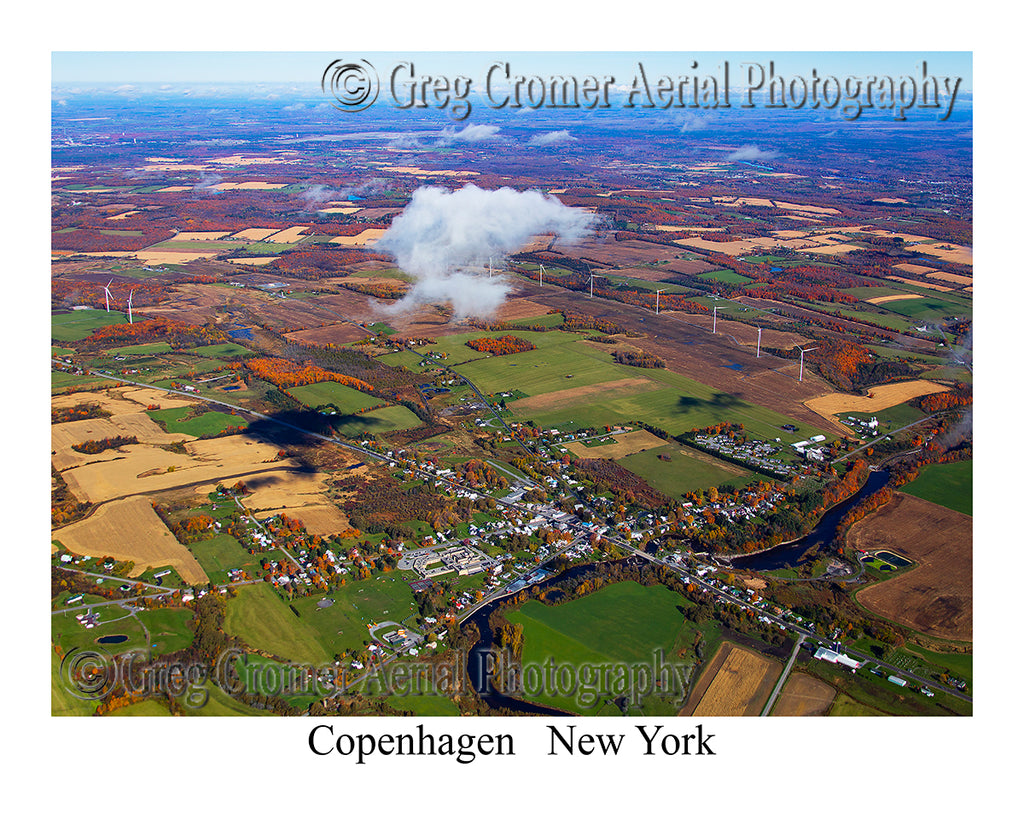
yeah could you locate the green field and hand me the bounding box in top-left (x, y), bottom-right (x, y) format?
top-left (521, 364), bottom-right (825, 442)
top-left (332, 405), bottom-right (422, 437)
top-left (52, 309), bottom-right (127, 341)
top-left (288, 381), bottom-right (385, 413)
top-left (106, 341), bottom-right (173, 356)
top-left (843, 401), bottom-right (927, 430)
top-left (147, 406), bottom-right (247, 436)
top-left (504, 581), bottom-right (701, 714)
top-left (696, 269), bottom-right (754, 286)
top-left (617, 444), bottom-right (754, 496)
top-left (187, 534), bottom-right (264, 585)
top-left (288, 574), bottom-right (421, 656)
top-left (52, 605), bottom-right (195, 659)
top-left (900, 459), bottom-right (973, 515)
top-left (224, 583), bottom-right (333, 665)
top-left (52, 370), bottom-right (110, 392)
top-left (828, 692), bottom-right (886, 716)
top-left (190, 342), bottom-right (253, 358)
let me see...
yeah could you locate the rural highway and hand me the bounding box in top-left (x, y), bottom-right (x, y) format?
top-left (761, 634), bottom-right (805, 715)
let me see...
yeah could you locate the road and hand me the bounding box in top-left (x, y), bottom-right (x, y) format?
top-left (761, 634), bottom-right (805, 715)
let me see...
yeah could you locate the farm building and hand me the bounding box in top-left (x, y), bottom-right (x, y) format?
top-left (813, 647), bottom-right (862, 670)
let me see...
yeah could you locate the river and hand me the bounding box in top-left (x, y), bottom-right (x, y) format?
top-left (730, 469), bottom-right (891, 572)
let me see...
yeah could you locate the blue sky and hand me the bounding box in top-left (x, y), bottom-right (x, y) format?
top-left (52, 51), bottom-right (972, 90)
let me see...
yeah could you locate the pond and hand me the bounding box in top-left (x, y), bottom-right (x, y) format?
top-left (97, 634), bottom-right (128, 645)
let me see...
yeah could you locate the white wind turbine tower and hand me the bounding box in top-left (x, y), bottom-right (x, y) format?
top-left (655, 289), bottom-right (666, 315)
top-left (756, 325), bottom-right (762, 358)
top-left (538, 263), bottom-right (544, 286)
top-left (103, 279), bottom-right (113, 312)
top-left (588, 268), bottom-right (605, 298)
top-left (488, 257), bottom-right (494, 279)
top-left (797, 345), bottom-right (817, 382)
top-left (127, 289), bottom-right (135, 324)
top-left (712, 304), bottom-right (719, 334)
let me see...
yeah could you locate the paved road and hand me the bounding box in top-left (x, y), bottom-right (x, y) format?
top-left (761, 634), bottom-right (805, 715)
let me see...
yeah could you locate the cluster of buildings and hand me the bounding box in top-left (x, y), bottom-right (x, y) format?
top-left (691, 432), bottom-right (799, 475)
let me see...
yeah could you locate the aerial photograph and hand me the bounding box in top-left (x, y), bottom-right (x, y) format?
top-left (50, 50), bottom-right (973, 721)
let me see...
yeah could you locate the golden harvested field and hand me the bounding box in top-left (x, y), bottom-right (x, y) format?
top-left (686, 642), bottom-right (781, 716)
top-left (317, 205), bottom-right (362, 215)
top-left (493, 298), bottom-right (552, 322)
top-left (226, 257), bottom-right (278, 266)
top-left (866, 293), bottom-right (924, 305)
top-left (805, 243), bottom-right (863, 256)
top-left (804, 380), bottom-right (948, 421)
top-left (156, 186), bottom-right (193, 193)
top-left (562, 429), bottom-right (665, 459)
top-left (258, 503), bottom-right (351, 535)
top-left (208, 154), bottom-right (293, 166)
top-left (926, 270), bottom-right (973, 286)
top-left (263, 225), bottom-right (311, 243)
top-left (61, 437), bottom-right (289, 504)
top-left (850, 493), bottom-right (972, 641)
top-left (775, 201), bottom-right (841, 215)
top-left (172, 231), bottom-right (230, 241)
top-left (674, 236), bottom-right (780, 256)
top-left (509, 377), bottom-right (657, 413)
top-left (916, 244), bottom-right (972, 267)
top-left (52, 413), bottom-right (191, 471)
top-left (329, 229), bottom-right (387, 246)
top-left (52, 496), bottom-right (209, 584)
top-left (893, 263), bottom-right (938, 276)
top-left (210, 181), bottom-right (288, 191)
top-left (107, 210), bottom-right (140, 220)
top-left (771, 673), bottom-right (836, 716)
top-left (135, 250), bottom-right (222, 264)
top-left (885, 275), bottom-right (953, 292)
top-left (231, 228), bottom-right (279, 240)
top-left (221, 469), bottom-right (331, 511)
top-left (52, 387), bottom-right (196, 415)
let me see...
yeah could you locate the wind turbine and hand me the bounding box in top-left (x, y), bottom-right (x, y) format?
top-left (127, 289), bottom-right (135, 325)
top-left (588, 270), bottom-right (605, 298)
top-left (538, 263), bottom-right (544, 286)
top-left (655, 289), bottom-right (666, 315)
top-left (488, 257), bottom-right (494, 279)
top-left (797, 346), bottom-right (818, 382)
top-left (103, 279), bottom-right (113, 312)
top-left (712, 305), bottom-right (719, 334)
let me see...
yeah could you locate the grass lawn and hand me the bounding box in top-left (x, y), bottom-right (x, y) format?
top-left (617, 444), bottom-right (754, 496)
top-left (843, 401), bottom-right (927, 430)
top-left (900, 459), bottom-right (972, 515)
top-left (289, 381), bottom-right (386, 413)
top-left (147, 406), bottom-right (247, 436)
top-left (52, 309), bottom-right (127, 342)
top-left (224, 583), bottom-right (332, 665)
top-left (504, 581), bottom-right (701, 715)
top-left (51, 370), bottom-right (110, 392)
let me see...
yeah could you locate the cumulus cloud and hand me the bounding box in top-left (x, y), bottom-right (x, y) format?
top-left (724, 144), bottom-right (780, 162)
top-left (527, 130), bottom-right (577, 147)
top-left (437, 124), bottom-right (502, 145)
top-left (376, 184), bottom-right (596, 318)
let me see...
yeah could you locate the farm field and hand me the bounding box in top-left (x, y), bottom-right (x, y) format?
top-left (561, 429), bottom-right (665, 460)
top-left (187, 533), bottom-right (263, 585)
top-left (52, 309), bottom-right (127, 342)
top-left (52, 496), bottom-right (210, 584)
top-left (504, 581), bottom-right (699, 715)
top-left (900, 459), bottom-right (973, 515)
top-left (616, 444), bottom-right (755, 496)
top-left (287, 574), bottom-right (421, 657)
top-left (848, 493), bottom-right (972, 641)
top-left (804, 380), bottom-right (948, 422)
top-left (770, 672), bottom-right (836, 716)
top-left (255, 504), bottom-right (351, 536)
top-left (684, 641), bottom-right (781, 716)
top-left (147, 407), bottom-right (247, 437)
top-left (287, 381), bottom-right (386, 413)
top-left (332, 405), bottom-right (422, 437)
top-left (224, 582), bottom-right (332, 665)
